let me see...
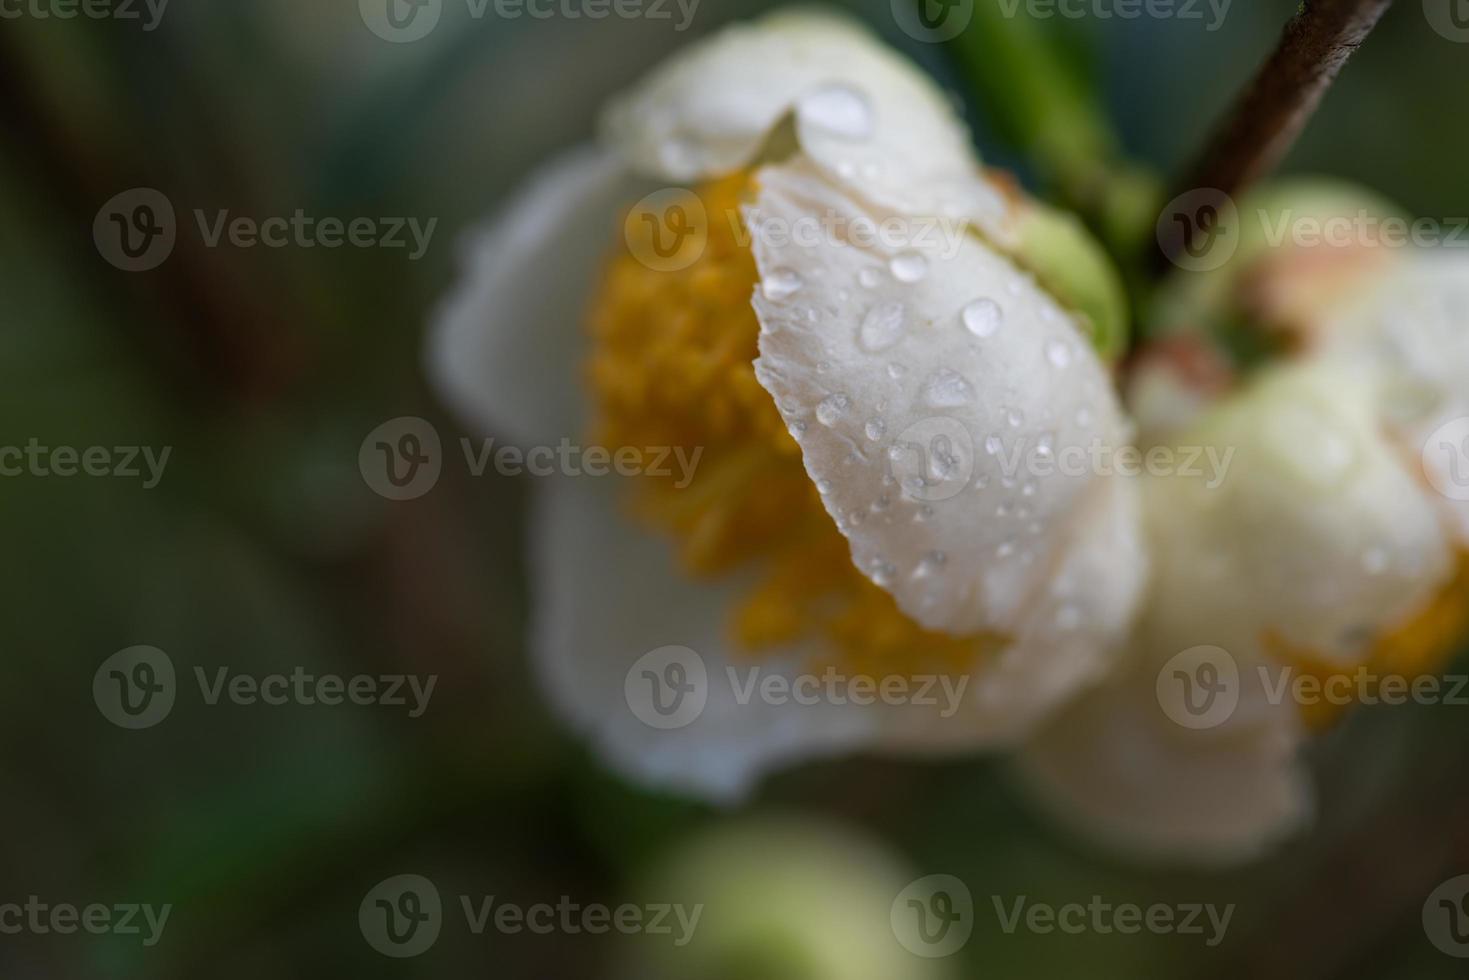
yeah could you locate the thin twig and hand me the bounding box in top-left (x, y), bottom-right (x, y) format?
top-left (1174, 0), bottom-right (1395, 200)
top-left (1154, 0), bottom-right (1395, 275)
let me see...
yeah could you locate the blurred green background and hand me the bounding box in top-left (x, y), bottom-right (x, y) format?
top-left (3, 1), bottom-right (1469, 977)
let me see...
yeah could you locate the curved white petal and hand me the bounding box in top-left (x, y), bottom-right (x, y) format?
top-left (602, 8), bottom-right (1012, 244)
top-left (427, 144), bottom-right (648, 445)
top-left (1318, 250), bottom-right (1469, 541)
top-left (1016, 642), bottom-right (1311, 867)
top-left (1019, 359), bottom-right (1457, 864)
top-left (530, 471), bottom-right (1139, 800)
top-left (747, 160), bottom-right (1137, 640)
top-left (1141, 361), bottom-right (1452, 668)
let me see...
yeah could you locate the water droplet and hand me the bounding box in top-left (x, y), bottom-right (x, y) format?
top-left (816, 478), bottom-right (834, 495)
top-left (996, 541), bottom-right (1016, 559)
top-left (816, 393), bottom-right (851, 427)
top-left (922, 368), bottom-right (974, 408)
top-left (914, 551), bottom-right (947, 579)
top-left (887, 362), bottom-right (908, 381)
top-left (858, 267), bottom-right (884, 289)
top-left (890, 252), bottom-right (928, 284)
top-left (869, 559), bottom-right (897, 588)
top-left (864, 418), bottom-right (887, 441)
top-left (799, 84), bottom-right (874, 141)
top-left (1075, 406), bottom-right (1094, 427)
top-left (984, 435), bottom-right (1003, 455)
top-left (961, 299), bottom-right (1003, 338)
top-left (859, 302), bottom-right (907, 352)
top-left (763, 268), bottom-right (804, 300)
top-left (1005, 407), bottom-right (1024, 428)
top-left (1046, 339), bottom-right (1073, 369)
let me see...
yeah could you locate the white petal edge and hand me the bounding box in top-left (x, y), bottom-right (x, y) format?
top-left (747, 159), bottom-right (1136, 639)
top-left (529, 471), bottom-right (1139, 801)
top-left (1140, 360), bottom-right (1453, 668)
top-left (601, 8), bottom-right (1013, 245)
top-left (427, 144), bottom-right (647, 446)
top-left (1015, 643), bottom-right (1312, 868)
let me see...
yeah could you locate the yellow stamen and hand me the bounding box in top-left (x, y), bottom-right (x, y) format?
top-left (1264, 554), bottom-right (1469, 730)
top-left (586, 173), bottom-right (995, 677)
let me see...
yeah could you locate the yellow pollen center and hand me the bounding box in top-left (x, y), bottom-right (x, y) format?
top-left (1262, 555), bottom-right (1469, 729)
top-left (586, 173), bottom-right (988, 677)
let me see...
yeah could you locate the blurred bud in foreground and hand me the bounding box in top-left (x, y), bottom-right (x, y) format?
top-left (618, 816), bottom-right (954, 980)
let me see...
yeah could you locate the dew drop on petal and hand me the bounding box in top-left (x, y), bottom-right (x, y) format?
top-left (890, 252), bottom-right (929, 284)
top-left (799, 83), bottom-right (874, 141)
top-left (922, 368), bottom-right (974, 408)
top-left (859, 302), bottom-right (907, 352)
top-left (913, 551), bottom-right (948, 579)
top-left (763, 268), bottom-right (804, 300)
top-left (858, 267), bottom-right (884, 289)
top-left (887, 362), bottom-right (908, 381)
top-left (1045, 339), bottom-right (1073, 369)
top-left (864, 418), bottom-right (887, 441)
top-left (816, 393), bottom-right (851, 427)
top-left (961, 299), bottom-right (1003, 338)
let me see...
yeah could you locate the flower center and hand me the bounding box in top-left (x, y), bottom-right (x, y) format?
top-left (586, 173), bottom-right (994, 676)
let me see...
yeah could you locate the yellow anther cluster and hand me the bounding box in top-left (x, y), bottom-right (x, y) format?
top-left (586, 173), bottom-right (986, 676)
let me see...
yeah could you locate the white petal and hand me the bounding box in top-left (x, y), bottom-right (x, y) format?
top-left (1141, 361), bottom-right (1452, 667)
top-left (747, 160), bottom-right (1136, 639)
top-left (1319, 250), bottom-right (1469, 541)
top-left (1016, 642), bottom-right (1311, 867)
top-left (601, 9), bottom-right (1012, 244)
top-left (531, 474), bottom-right (930, 802)
top-left (427, 144), bottom-right (647, 445)
top-left (531, 471), bottom-right (1140, 799)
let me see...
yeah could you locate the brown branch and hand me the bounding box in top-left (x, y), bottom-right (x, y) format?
top-left (1174, 0), bottom-right (1395, 199)
top-left (1154, 0), bottom-right (1395, 275)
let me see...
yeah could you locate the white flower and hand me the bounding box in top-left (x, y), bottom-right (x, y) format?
top-left (429, 9), bottom-right (1143, 802)
top-left (427, 13), bottom-right (1469, 865)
